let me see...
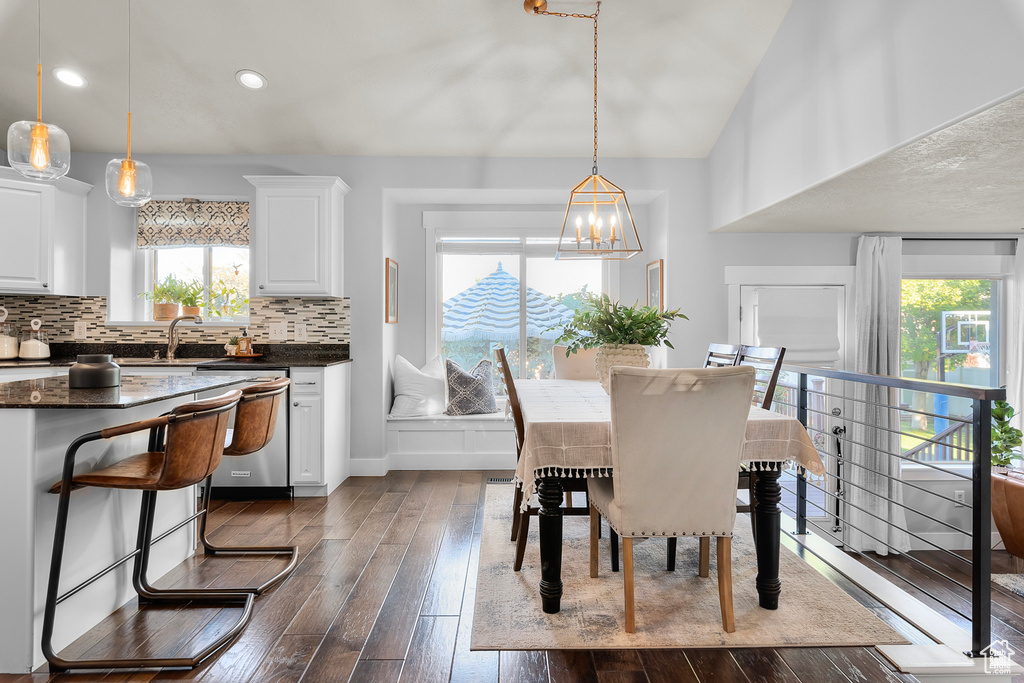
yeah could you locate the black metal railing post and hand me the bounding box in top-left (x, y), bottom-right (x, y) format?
top-left (796, 371), bottom-right (808, 535)
top-left (969, 397), bottom-right (992, 657)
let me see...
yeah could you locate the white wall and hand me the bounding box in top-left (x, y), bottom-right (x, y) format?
top-left (709, 0), bottom-right (1024, 230)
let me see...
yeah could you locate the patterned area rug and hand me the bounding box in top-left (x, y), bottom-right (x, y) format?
top-left (993, 573), bottom-right (1024, 598)
top-left (471, 485), bottom-right (909, 650)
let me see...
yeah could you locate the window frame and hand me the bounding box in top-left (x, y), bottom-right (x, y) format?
top-left (131, 244), bottom-right (251, 324)
top-left (424, 212), bottom-right (617, 375)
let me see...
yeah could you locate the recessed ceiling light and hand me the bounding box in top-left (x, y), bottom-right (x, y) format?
top-left (52, 68), bottom-right (87, 88)
top-left (235, 69), bottom-right (267, 90)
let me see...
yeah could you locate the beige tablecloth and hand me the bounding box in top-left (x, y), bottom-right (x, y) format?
top-left (512, 380), bottom-right (825, 505)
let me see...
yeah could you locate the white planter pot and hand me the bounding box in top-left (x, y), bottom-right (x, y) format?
top-left (595, 344), bottom-right (651, 393)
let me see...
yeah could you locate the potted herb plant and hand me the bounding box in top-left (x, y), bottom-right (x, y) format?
top-left (180, 279), bottom-right (204, 317)
top-left (224, 335), bottom-right (240, 356)
top-left (551, 293), bottom-right (686, 392)
top-left (142, 275), bottom-right (186, 321)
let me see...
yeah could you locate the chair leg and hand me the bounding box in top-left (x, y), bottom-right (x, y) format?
top-left (597, 512), bottom-right (602, 539)
top-left (589, 505), bottom-right (600, 578)
top-left (197, 475), bottom-right (298, 595)
top-left (749, 471), bottom-right (758, 543)
top-left (623, 537), bottom-right (635, 633)
top-left (610, 528), bottom-right (619, 572)
top-left (699, 537), bottom-right (710, 578)
top-left (666, 537), bottom-right (677, 572)
top-left (717, 536), bottom-right (735, 633)
top-left (511, 485), bottom-right (524, 542)
top-left (513, 511), bottom-right (530, 571)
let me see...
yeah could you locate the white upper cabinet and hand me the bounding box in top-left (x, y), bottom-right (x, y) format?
top-left (0, 167), bottom-right (92, 295)
top-left (245, 175), bottom-right (349, 297)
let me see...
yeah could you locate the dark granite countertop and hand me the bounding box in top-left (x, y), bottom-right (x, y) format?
top-left (0, 374), bottom-right (252, 409)
top-left (0, 343), bottom-right (351, 370)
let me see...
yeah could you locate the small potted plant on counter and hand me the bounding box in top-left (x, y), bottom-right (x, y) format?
top-left (142, 275), bottom-right (187, 321)
top-left (180, 279), bottom-right (204, 317)
top-left (225, 335), bottom-right (240, 356)
top-left (551, 293), bottom-right (686, 392)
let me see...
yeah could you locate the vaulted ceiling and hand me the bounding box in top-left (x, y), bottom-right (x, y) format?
top-left (0, 0), bottom-right (792, 157)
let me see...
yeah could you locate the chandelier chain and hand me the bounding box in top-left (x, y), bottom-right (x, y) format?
top-left (533, 1), bottom-right (602, 174)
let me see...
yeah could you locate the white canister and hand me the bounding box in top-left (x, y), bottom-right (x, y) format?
top-left (0, 323), bottom-right (17, 359)
top-left (19, 319), bottom-right (50, 359)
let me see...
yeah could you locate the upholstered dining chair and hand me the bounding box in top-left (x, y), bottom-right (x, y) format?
top-left (495, 347), bottom-right (589, 570)
top-left (552, 344), bottom-right (599, 380)
top-left (587, 366), bottom-right (755, 633)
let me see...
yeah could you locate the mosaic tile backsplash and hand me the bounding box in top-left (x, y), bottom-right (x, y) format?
top-left (0, 296), bottom-right (350, 345)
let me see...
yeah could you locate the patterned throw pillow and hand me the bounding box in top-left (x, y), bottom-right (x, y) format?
top-left (444, 359), bottom-right (498, 416)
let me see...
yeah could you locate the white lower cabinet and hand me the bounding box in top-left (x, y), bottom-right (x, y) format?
top-left (290, 363), bottom-right (350, 497)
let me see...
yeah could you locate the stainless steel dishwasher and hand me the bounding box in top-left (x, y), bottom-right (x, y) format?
top-left (196, 367), bottom-right (290, 498)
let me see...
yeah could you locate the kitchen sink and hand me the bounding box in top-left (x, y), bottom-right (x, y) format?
top-left (112, 357), bottom-right (226, 366)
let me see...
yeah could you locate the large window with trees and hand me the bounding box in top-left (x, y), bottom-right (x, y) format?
top-left (439, 237), bottom-right (601, 381)
top-left (900, 278), bottom-right (999, 463)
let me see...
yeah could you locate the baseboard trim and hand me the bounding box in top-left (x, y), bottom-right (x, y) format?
top-left (387, 452), bottom-right (517, 471)
top-left (350, 456), bottom-right (390, 477)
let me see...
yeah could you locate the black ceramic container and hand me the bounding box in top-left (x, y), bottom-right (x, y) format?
top-left (69, 354), bottom-right (121, 389)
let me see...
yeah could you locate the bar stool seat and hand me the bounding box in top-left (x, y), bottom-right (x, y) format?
top-left (42, 390), bottom-right (253, 673)
top-left (197, 377), bottom-right (296, 595)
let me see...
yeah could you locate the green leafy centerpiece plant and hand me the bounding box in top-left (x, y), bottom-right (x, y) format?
top-left (551, 293), bottom-right (686, 392)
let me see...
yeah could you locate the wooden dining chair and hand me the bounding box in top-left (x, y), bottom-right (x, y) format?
top-left (588, 366), bottom-right (755, 633)
top-left (495, 347), bottom-right (589, 570)
top-left (703, 342), bottom-right (741, 368)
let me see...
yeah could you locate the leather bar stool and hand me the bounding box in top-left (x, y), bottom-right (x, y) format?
top-left (42, 390), bottom-right (250, 673)
top-left (196, 377), bottom-right (296, 594)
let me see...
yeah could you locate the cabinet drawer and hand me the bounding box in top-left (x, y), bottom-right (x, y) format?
top-left (290, 368), bottom-right (323, 394)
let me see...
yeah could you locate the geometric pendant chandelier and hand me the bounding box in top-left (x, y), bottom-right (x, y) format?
top-left (106, 0), bottom-right (153, 207)
top-left (526, 0), bottom-right (642, 260)
top-left (6, 0), bottom-right (72, 181)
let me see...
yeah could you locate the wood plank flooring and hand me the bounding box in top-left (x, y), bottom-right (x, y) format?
top-left (6, 471), bottom-right (932, 682)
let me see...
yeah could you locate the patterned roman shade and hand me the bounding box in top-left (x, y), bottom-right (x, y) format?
top-left (137, 200), bottom-right (249, 248)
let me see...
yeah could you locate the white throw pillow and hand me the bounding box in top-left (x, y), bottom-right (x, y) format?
top-left (389, 355), bottom-right (446, 417)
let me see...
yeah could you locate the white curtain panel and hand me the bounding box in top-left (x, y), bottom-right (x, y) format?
top-left (1006, 238), bottom-right (1024, 429)
top-left (846, 235), bottom-right (911, 555)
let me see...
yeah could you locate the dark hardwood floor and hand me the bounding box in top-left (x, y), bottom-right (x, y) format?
top-left (5, 470), bottom-right (951, 682)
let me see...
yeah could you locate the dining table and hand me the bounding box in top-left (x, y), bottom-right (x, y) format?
top-left (512, 379), bottom-right (825, 615)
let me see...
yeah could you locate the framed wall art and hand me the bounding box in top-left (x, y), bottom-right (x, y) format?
top-left (646, 259), bottom-right (663, 312)
top-left (385, 258), bottom-right (399, 323)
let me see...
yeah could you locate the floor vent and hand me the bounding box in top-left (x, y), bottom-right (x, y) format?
top-left (487, 477), bottom-right (514, 484)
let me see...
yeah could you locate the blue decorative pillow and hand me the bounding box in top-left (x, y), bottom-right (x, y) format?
top-left (444, 359), bottom-right (498, 416)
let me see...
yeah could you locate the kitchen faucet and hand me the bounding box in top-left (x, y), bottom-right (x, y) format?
top-left (167, 315), bottom-right (202, 360)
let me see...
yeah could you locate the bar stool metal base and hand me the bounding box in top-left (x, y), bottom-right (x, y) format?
top-left (196, 475), bottom-right (299, 595)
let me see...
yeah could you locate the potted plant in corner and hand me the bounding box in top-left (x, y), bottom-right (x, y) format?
top-left (990, 400), bottom-right (1024, 571)
top-left (551, 293), bottom-right (686, 392)
top-left (180, 279), bottom-right (204, 317)
top-left (142, 275), bottom-right (186, 321)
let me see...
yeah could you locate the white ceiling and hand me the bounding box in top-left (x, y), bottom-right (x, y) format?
top-left (717, 91), bottom-right (1024, 234)
top-left (0, 0), bottom-right (792, 158)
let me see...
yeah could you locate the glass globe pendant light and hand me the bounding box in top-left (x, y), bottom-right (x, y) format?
top-left (106, 0), bottom-right (152, 207)
top-left (6, 0), bottom-right (71, 181)
top-left (526, 0), bottom-right (642, 260)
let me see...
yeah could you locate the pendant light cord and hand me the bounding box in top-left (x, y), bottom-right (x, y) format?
top-left (126, 0), bottom-right (132, 159)
top-left (36, 0), bottom-right (41, 123)
top-left (533, 1), bottom-right (602, 175)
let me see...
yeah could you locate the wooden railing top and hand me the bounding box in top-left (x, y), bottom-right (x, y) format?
top-left (782, 364), bottom-right (1006, 402)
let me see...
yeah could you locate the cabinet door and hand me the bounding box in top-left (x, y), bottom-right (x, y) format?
top-left (290, 396), bottom-right (323, 485)
top-left (0, 179), bottom-right (51, 292)
top-left (253, 188), bottom-right (330, 296)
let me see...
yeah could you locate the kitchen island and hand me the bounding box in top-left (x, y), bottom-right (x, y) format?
top-left (0, 373), bottom-right (251, 674)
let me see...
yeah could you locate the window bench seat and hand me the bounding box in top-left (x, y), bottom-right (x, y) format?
top-left (386, 412), bottom-right (516, 470)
